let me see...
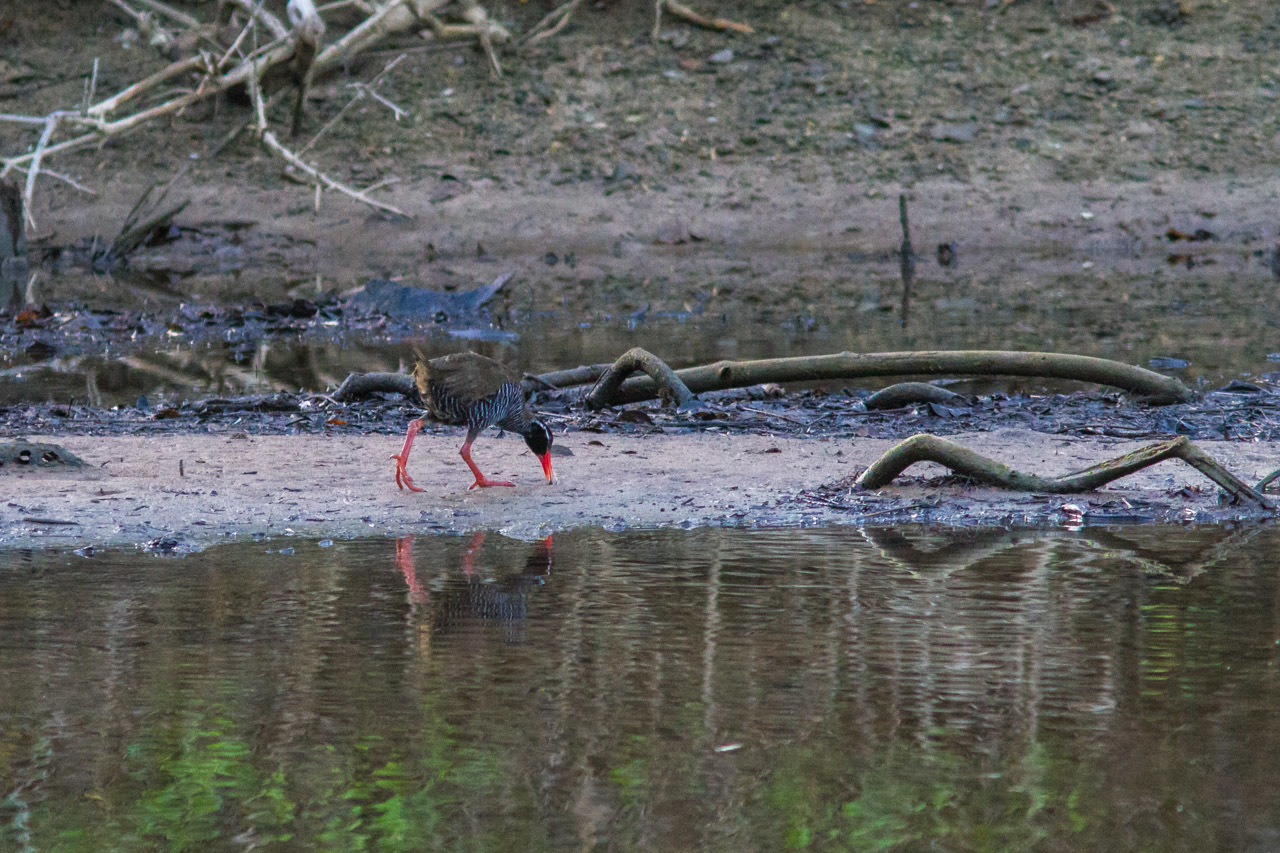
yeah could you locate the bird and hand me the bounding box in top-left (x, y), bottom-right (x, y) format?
top-left (391, 351), bottom-right (554, 491)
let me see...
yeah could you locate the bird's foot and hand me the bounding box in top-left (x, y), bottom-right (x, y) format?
top-left (468, 476), bottom-right (516, 490)
top-left (391, 452), bottom-right (425, 492)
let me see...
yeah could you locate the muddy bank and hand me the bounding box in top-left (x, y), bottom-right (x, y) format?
top-left (4, 430), bottom-right (1275, 552)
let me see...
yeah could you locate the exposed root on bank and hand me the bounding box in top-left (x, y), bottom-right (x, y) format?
top-left (855, 433), bottom-right (1274, 511)
top-left (586, 347), bottom-right (695, 409)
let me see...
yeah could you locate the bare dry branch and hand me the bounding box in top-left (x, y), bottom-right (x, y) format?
top-left (21, 115), bottom-right (60, 231)
top-left (225, 0), bottom-right (290, 40)
top-left (131, 0), bottom-right (203, 29)
top-left (522, 0), bottom-right (585, 46)
top-left (87, 54), bottom-right (209, 118)
top-left (661, 0), bottom-right (753, 34)
top-left (261, 130), bottom-right (406, 216)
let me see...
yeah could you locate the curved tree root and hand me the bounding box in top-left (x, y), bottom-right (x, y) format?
top-left (585, 347), bottom-right (694, 409)
top-left (855, 433), bottom-right (1274, 511)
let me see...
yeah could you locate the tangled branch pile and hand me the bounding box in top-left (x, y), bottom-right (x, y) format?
top-left (2, 0), bottom-right (753, 226)
top-left (0, 0), bottom-right (516, 221)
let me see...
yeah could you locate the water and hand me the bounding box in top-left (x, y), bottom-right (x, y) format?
top-left (2, 525), bottom-right (1278, 850)
top-left (7, 238), bottom-right (1280, 408)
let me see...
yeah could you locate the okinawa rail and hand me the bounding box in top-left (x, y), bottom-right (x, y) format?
top-left (391, 352), bottom-right (555, 491)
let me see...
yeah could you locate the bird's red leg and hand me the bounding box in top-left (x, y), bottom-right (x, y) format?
top-left (460, 439), bottom-right (515, 489)
top-left (391, 418), bottom-right (426, 492)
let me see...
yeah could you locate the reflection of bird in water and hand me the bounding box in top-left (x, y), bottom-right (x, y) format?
top-left (395, 533), bottom-right (553, 646)
top-left (391, 352), bottom-right (554, 492)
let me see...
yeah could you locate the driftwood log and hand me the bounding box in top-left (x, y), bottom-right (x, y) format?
top-left (864, 381), bottom-right (967, 410)
top-left (855, 433), bottom-right (1273, 511)
top-left (557, 351), bottom-right (1193, 406)
top-left (331, 349), bottom-right (1195, 406)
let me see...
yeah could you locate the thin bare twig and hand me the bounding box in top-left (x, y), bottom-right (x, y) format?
top-left (522, 0), bottom-right (585, 46)
top-left (262, 130), bottom-right (407, 216)
top-left (661, 0), bottom-right (753, 34)
top-left (301, 54), bottom-right (405, 153)
top-left (86, 54), bottom-right (210, 118)
top-left (21, 115), bottom-right (60, 231)
top-left (7, 166), bottom-right (96, 196)
top-left (225, 0), bottom-right (290, 40)
top-left (131, 0), bottom-right (202, 29)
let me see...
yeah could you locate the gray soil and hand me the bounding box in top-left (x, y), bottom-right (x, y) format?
top-left (8, 0), bottom-right (1280, 317)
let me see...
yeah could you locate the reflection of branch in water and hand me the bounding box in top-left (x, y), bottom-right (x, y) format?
top-left (1074, 524), bottom-right (1270, 584)
top-left (395, 533), bottom-right (554, 647)
top-left (861, 524), bottom-right (1268, 585)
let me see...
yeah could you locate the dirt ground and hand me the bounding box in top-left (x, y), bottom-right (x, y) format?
top-left (5, 1), bottom-right (1280, 547)
top-left (5, 0), bottom-right (1280, 315)
top-left (4, 430), bottom-right (1275, 552)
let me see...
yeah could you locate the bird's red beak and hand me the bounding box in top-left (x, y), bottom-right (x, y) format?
top-left (539, 452), bottom-right (554, 484)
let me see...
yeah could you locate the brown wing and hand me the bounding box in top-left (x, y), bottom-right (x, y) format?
top-left (414, 352), bottom-right (516, 422)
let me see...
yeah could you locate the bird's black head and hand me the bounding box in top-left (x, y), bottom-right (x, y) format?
top-left (524, 420), bottom-right (555, 483)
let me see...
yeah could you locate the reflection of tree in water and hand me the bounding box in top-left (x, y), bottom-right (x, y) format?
top-left (396, 532), bottom-right (552, 645)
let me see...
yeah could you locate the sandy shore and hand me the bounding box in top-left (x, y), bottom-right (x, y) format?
top-left (3, 430), bottom-right (1276, 552)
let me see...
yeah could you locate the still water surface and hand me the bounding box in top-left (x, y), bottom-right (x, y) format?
top-left (2, 525), bottom-right (1279, 850)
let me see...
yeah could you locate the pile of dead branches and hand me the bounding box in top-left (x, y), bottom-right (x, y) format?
top-left (0, 0), bottom-right (517, 223)
top-left (1, 0), bottom-right (753, 229)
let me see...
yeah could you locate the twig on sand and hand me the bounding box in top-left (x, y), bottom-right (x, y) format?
top-left (855, 433), bottom-right (1274, 510)
top-left (301, 53), bottom-right (406, 153)
top-left (660, 0), bottom-right (753, 35)
top-left (522, 0), bottom-right (585, 46)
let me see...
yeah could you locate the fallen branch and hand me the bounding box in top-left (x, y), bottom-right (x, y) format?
top-left (20, 114), bottom-right (60, 231)
top-left (854, 433), bottom-right (1273, 510)
top-left (585, 347), bottom-right (695, 409)
top-left (333, 371), bottom-right (417, 402)
top-left (332, 350), bottom-right (1194, 409)
top-left (576, 350), bottom-right (1194, 407)
top-left (864, 381), bottom-right (966, 410)
top-left (523, 363), bottom-right (610, 393)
